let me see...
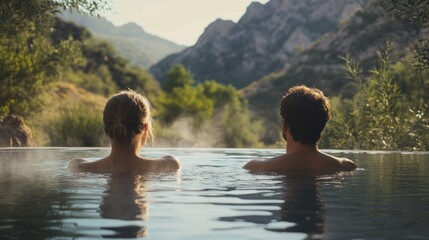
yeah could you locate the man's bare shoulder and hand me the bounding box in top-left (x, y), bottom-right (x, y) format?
top-left (339, 157), bottom-right (357, 171)
top-left (320, 152), bottom-right (357, 171)
top-left (244, 152), bottom-right (357, 172)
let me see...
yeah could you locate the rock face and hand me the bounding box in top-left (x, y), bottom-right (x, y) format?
top-left (151, 0), bottom-right (367, 88)
top-left (244, 6), bottom-right (425, 106)
top-left (242, 5), bottom-right (426, 143)
top-left (0, 115), bottom-right (33, 147)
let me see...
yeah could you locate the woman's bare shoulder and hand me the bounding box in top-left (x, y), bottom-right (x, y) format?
top-left (161, 155), bottom-right (181, 170)
top-left (144, 155), bottom-right (181, 171)
top-left (68, 158), bottom-right (89, 172)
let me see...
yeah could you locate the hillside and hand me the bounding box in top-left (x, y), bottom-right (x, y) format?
top-left (243, 5), bottom-right (426, 143)
top-left (59, 11), bottom-right (185, 68)
top-left (151, 0), bottom-right (367, 88)
top-left (25, 18), bottom-right (163, 146)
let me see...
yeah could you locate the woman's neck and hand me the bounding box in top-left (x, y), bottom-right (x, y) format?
top-left (108, 141), bottom-right (142, 162)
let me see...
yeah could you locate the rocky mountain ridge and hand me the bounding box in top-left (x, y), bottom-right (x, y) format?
top-left (242, 5), bottom-right (427, 143)
top-left (151, 0), bottom-right (367, 87)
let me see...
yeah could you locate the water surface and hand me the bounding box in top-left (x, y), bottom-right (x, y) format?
top-left (0, 148), bottom-right (428, 239)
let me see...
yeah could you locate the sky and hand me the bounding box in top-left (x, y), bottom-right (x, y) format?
top-left (101, 0), bottom-right (269, 46)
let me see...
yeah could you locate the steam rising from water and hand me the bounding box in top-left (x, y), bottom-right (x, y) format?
top-left (155, 117), bottom-right (224, 148)
top-left (0, 150), bottom-right (69, 209)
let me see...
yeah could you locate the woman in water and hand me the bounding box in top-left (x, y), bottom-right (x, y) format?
top-left (68, 90), bottom-right (181, 173)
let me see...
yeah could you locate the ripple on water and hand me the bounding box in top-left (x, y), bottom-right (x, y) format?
top-left (0, 148), bottom-right (428, 239)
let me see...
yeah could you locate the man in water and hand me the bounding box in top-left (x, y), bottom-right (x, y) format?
top-left (244, 85), bottom-right (356, 172)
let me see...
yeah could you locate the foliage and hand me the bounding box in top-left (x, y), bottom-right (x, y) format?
top-left (390, 56), bottom-right (429, 105)
top-left (156, 85), bottom-right (214, 125)
top-left (321, 43), bottom-right (429, 150)
top-left (0, 0), bottom-right (107, 117)
top-left (155, 65), bottom-right (263, 148)
top-left (380, 0), bottom-right (429, 22)
top-left (161, 64), bottom-right (194, 92)
top-left (202, 80), bottom-right (263, 148)
top-left (156, 66), bottom-right (210, 125)
top-left (389, 56), bottom-right (429, 150)
top-left (3, 0), bottom-right (268, 148)
top-left (53, 19), bottom-right (161, 98)
top-left (201, 80), bottom-right (241, 107)
top-left (0, 0), bottom-right (108, 35)
top-left (413, 39), bottom-right (429, 71)
top-left (0, 32), bottom-right (83, 116)
top-left (222, 104), bottom-right (263, 148)
top-left (27, 81), bottom-right (107, 146)
top-left (379, 0), bottom-right (429, 70)
top-left (49, 103), bottom-right (106, 147)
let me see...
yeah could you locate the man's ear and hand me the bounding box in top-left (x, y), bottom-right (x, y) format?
top-left (282, 120), bottom-right (288, 141)
top-left (282, 119), bottom-right (288, 131)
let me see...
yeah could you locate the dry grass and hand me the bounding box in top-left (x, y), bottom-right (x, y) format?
top-left (28, 81), bottom-right (108, 146)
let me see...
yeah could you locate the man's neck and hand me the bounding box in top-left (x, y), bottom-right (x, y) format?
top-left (286, 139), bottom-right (318, 153)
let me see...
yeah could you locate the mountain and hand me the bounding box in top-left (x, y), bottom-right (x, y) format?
top-left (150, 0), bottom-right (367, 88)
top-left (59, 11), bottom-right (185, 68)
top-left (243, 4), bottom-right (426, 143)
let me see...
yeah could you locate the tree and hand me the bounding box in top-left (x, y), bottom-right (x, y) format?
top-left (200, 80), bottom-right (263, 147)
top-left (0, 0), bottom-right (108, 37)
top-left (155, 65), bottom-right (263, 147)
top-left (321, 43), bottom-right (429, 150)
top-left (156, 85), bottom-right (214, 125)
top-left (161, 64), bottom-right (194, 92)
top-left (0, 0), bottom-right (107, 117)
top-left (0, 31), bottom-right (83, 116)
top-left (201, 80), bottom-right (240, 108)
top-left (380, 0), bottom-right (429, 70)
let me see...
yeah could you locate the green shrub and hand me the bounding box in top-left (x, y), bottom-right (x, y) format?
top-left (322, 43), bottom-right (429, 150)
top-left (155, 65), bottom-right (264, 148)
top-left (49, 104), bottom-right (106, 147)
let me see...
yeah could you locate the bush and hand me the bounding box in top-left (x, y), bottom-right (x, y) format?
top-left (49, 104), bottom-right (106, 147)
top-left (322, 43), bottom-right (429, 150)
top-left (155, 65), bottom-right (264, 147)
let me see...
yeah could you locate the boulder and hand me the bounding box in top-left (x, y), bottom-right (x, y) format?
top-left (0, 115), bottom-right (33, 147)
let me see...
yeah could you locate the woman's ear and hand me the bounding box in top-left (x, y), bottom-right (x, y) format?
top-left (143, 124), bottom-right (149, 137)
top-left (140, 124), bottom-right (149, 147)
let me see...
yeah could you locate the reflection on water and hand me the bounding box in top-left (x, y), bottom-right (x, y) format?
top-left (99, 174), bottom-right (150, 238)
top-left (0, 149), bottom-right (77, 239)
top-left (275, 175), bottom-right (325, 234)
top-left (0, 148), bottom-right (428, 240)
top-left (217, 172), bottom-right (331, 238)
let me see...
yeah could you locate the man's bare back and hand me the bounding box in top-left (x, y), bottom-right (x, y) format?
top-left (244, 150), bottom-right (356, 172)
top-left (243, 86), bottom-right (357, 173)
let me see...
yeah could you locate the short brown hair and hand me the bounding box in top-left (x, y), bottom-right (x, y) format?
top-left (280, 85), bottom-right (331, 145)
top-left (103, 90), bottom-right (153, 143)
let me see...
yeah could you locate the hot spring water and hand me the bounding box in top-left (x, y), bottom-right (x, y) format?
top-left (0, 148), bottom-right (428, 239)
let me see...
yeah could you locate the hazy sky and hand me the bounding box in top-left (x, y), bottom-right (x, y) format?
top-left (102, 0), bottom-right (269, 46)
